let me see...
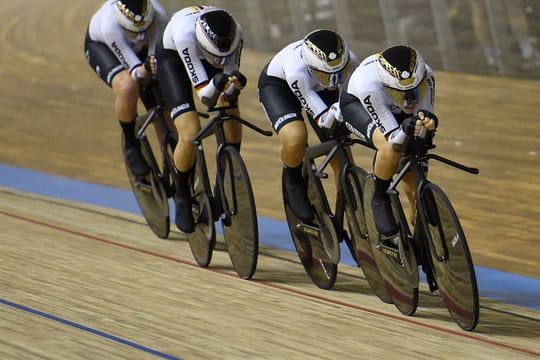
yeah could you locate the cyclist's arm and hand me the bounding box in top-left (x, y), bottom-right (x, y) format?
top-left (147, 2), bottom-right (169, 57)
top-left (101, 23), bottom-right (144, 78)
top-left (286, 72), bottom-right (328, 120)
top-left (356, 90), bottom-right (399, 137)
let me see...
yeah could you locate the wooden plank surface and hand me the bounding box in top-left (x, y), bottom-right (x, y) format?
top-left (1, 187), bottom-right (539, 359)
top-left (0, 1), bottom-right (539, 358)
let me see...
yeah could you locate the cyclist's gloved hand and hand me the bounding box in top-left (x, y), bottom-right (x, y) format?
top-left (131, 64), bottom-right (151, 86)
top-left (317, 102), bottom-right (342, 129)
top-left (230, 70), bottom-right (247, 88)
top-left (416, 110), bottom-right (438, 131)
top-left (222, 71), bottom-right (247, 104)
top-left (389, 117), bottom-right (415, 152)
top-left (144, 55), bottom-right (157, 78)
top-left (401, 116), bottom-right (416, 136)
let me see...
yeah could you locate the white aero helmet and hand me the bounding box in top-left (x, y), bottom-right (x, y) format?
top-left (377, 45), bottom-right (428, 109)
top-left (301, 29), bottom-right (350, 88)
top-left (195, 8), bottom-right (242, 67)
top-left (115, 0), bottom-right (155, 33)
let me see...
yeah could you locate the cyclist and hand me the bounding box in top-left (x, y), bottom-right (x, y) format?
top-left (257, 29), bottom-right (358, 221)
top-left (339, 45), bottom-right (438, 241)
top-left (84, 0), bottom-right (168, 177)
top-left (156, 6), bottom-right (246, 234)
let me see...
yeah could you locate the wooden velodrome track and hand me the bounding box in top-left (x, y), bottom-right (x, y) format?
top-left (0, 1), bottom-right (539, 359)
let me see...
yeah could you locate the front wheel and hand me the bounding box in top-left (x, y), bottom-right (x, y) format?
top-left (363, 174), bottom-right (419, 316)
top-left (219, 146), bottom-right (258, 280)
top-left (419, 183), bottom-right (479, 331)
top-left (123, 135), bottom-right (170, 239)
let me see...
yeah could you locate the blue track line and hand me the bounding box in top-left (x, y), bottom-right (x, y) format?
top-left (0, 298), bottom-right (181, 359)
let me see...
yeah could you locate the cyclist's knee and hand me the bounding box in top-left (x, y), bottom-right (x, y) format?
top-left (279, 121), bottom-right (307, 149)
top-left (174, 111), bottom-right (201, 140)
top-left (112, 72), bottom-right (139, 100)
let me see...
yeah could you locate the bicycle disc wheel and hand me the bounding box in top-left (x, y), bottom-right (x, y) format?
top-left (188, 161), bottom-right (216, 267)
top-left (123, 136), bottom-right (170, 239)
top-left (363, 175), bottom-right (418, 315)
top-left (220, 146), bottom-right (258, 280)
top-left (419, 183), bottom-right (479, 331)
top-left (344, 167), bottom-right (393, 304)
top-left (282, 170), bottom-right (338, 290)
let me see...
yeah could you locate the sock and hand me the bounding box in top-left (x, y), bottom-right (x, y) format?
top-left (374, 176), bottom-right (392, 199)
top-left (228, 142), bottom-right (241, 152)
top-left (119, 120), bottom-right (137, 147)
top-left (175, 167), bottom-right (193, 198)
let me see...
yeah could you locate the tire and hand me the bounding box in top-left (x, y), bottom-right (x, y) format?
top-left (187, 159), bottom-right (216, 267)
top-left (123, 135), bottom-right (170, 239)
top-left (419, 183), bottom-right (479, 331)
top-left (343, 167), bottom-right (393, 304)
top-left (363, 174), bottom-right (419, 315)
top-left (219, 146), bottom-right (258, 280)
top-left (282, 163), bottom-right (338, 290)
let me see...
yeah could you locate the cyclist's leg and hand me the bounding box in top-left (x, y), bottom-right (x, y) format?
top-left (341, 92), bottom-right (399, 237)
top-left (307, 88), bottom-right (345, 188)
top-left (257, 70), bottom-right (313, 221)
top-left (84, 31), bottom-right (149, 176)
top-left (156, 44), bottom-right (201, 233)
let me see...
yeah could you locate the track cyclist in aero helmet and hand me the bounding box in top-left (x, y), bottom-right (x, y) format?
top-left (156, 6), bottom-right (247, 234)
top-left (84, 0), bottom-right (167, 177)
top-left (258, 29), bottom-right (359, 221)
top-left (340, 45), bottom-right (438, 242)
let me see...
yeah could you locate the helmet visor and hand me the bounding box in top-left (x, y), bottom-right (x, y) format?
top-left (309, 66), bottom-right (349, 88)
top-left (383, 77), bottom-right (428, 109)
top-left (199, 45), bottom-right (231, 67)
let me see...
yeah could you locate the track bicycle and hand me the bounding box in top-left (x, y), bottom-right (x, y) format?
top-left (361, 134), bottom-right (480, 331)
top-left (188, 104), bottom-right (273, 279)
top-left (283, 123), bottom-right (392, 297)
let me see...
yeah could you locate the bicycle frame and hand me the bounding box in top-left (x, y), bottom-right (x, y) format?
top-left (304, 128), bottom-right (374, 262)
top-left (192, 106), bottom-right (272, 221)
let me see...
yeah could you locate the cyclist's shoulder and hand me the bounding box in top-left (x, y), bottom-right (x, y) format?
top-left (347, 55), bottom-right (382, 95)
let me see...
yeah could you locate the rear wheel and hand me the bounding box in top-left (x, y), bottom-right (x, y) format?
top-left (363, 175), bottom-right (419, 315)
top-left (344, 167), bottom-right (393, 304)
top-left (419, 183), bottom-right (479, 331)
top-left (123, 134), bottom-right (170, 239)
top-left (283, 164), bottom-right (338, 290)
top-left (187, 160), bottom-right (216, 267)
top-left (219, 146), bottom-right (259, 279)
